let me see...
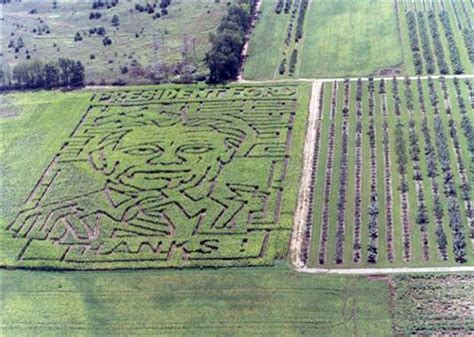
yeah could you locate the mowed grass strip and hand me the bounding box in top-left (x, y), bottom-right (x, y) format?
top-left (1, 267), bottom-right (393, 336)
top-left (299, 0), bottom-right (403, 78)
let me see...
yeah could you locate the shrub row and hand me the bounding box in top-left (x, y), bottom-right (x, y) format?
top-left (427, 10), bottom-right (450, 75)
top-left (352, 79), bottom-right (363, 263)
top-left (417, 12), bottom-right (436, 74)
top-left (380, 81), bottom-right (394, 262)
top-left (428, 79), bottom-right (467, 263)
top-left (433, 114), bottom-right (467, 263)
top-left (318, 82), bottom-right (338, 264)
top-left (335, 80), bottom-right (350, 264)
top-left (453, 78), bottom-right (474, 239)
top-left (462, 28), bottom-right (474, 63)
top-left (289, 49), bottom-right (298, 75)
top-left (367, 78), bottom-right (379, 263)
top-left (295, 0), bottom-right (308, 41)
top-left (394, 120), bottom-right (411, 261)
top-left (438, 11), bottom-right (464, 74)
top-left (406, 11), bottom-right (424, 75)
top-left (274, 0), bottom-right (284, 14)
top-left (284, 0), bottom-right (300, 46)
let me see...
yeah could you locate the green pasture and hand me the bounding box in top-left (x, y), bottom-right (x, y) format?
top-left (1, 1), bottom-right (227, 84)
top-left (0, 266), bottom-right (392, 336)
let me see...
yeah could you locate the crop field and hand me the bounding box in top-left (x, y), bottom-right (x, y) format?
top-left (392, 273), bottom-right (474, 335)
top-left (1, 83), bottom-right (310, 270)
top-left (300, 77), bottom-right (474, 268)
top-left (399, 0), bottom-right (474, 76)
top-left (1, 268), bottom-right (393, 336)
top-left (1, 0), bottom-right (227, 84)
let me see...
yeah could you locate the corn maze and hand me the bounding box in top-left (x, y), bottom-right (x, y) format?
top-left (6, 84), bottom-right (304, 269)
top-left (301, 77), bottom-right (474, 268)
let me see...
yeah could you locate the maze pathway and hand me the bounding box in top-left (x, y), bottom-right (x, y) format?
top-left (7, 85), bottom-right (302, 269)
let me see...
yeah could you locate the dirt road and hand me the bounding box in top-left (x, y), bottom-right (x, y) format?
top-left (290, 81), bottom-right (322, 268)
top-left (297, 266), bottom-right (474, 275)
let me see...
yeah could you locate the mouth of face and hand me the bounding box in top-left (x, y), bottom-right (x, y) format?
top-left (130, 169), bottom-right (191, 178)
top-left (121, 169), bottom-right (194, 186)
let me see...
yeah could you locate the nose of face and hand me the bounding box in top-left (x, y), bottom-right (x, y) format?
top-left (147, 150), bottom-right (184, 166)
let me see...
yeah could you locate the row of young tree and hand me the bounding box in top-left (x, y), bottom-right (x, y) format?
top-left (406, 11), bottom-right (424, 75)
top-left (427, 10), bottom-right (449, 75)
top-left (380, 80), bottom-right (395, 262)
top-left (274, 0), bottom-right (291, 14)
top-left (405, 9), bottom-right (465, 75)
top-left (294, 0), bottom-right (308, 42)
top-left (334, 80), bottom-right (350, 264)
top-left (1, 58), bottom-right (84, 90)
top-left (206, 0), bottom-right (256, 83)
top-left (366, 78), bottom-right (379, 264)
top-left (352, 79), bottom-right (363, 263)
top-left (453, 78), bottom-right (474, 240)
top-left (430, 77), bottom-right (467, 263)
top-left (438, 11), bottom-right (464, 74)
top-left (318, 81), bottom-right (338, 265)
top-left (416, 12), bottom-right (435, 74)
top-left (284, 0), bottom-right (300, 46)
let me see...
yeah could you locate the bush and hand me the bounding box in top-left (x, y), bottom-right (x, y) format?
top-left (438, 11), bottom-right (464, 74)
top-left (288, 49), bottom-right (297, 75)
top-left (206, 1), bottom-right (256, 83)
top-left (102, 36), bottom-right (112, 46)
top-left (10, 58), bottom-right (84, 89)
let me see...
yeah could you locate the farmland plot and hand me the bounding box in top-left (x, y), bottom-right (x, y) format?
top-left (1, 84), bottom-right (309, 270)
top-left (392, 273), bottom-right (474, 335)
top-left (301, 77), bottom-right (474, 268)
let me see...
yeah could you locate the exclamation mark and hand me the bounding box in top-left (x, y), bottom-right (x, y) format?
top-left (240, 238), bottom-right (248, 252)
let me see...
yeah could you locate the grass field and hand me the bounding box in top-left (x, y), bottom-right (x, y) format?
top-left (1, 267), bottom-right (393, 336)
top-left (244, 0), bottom-right (404, 80)
top-left (1, 83), bottom-right (310, 270)
top-left (1, 0), bottom-right (227, 84)
top-left (304, 77), bottom-right (474, 268)
top-left (392, 273), bottom-right (474, 335)
top-left (244, 0), bottom-right (474, 80)
top-left (298, 0), bottom-right (404, 78)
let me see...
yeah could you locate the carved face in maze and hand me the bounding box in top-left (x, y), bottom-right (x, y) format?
top-left (90, 120), bottom-right (237, 191)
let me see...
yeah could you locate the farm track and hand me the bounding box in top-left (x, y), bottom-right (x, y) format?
top-left (290, 81), bottom-right (322, 268)
top-left (297, 265), bottom-right (474, 275)
top-left (237, 74), bottom-right (474, 84)
top-left (81, 75), bottom-right (474, 92)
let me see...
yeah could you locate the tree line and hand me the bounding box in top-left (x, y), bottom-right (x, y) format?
top-left (1, 58), bottom-right (85, 90)
top-left (206, 0), bottom-right (257, 83)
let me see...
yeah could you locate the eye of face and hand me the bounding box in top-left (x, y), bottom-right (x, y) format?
top-left (123, 144), bottom-right (163, 156)
top-left (179, 144), bottom-right (214, 155)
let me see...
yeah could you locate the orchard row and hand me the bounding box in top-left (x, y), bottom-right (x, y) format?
top-left (303, 76), bottom-right (474, 267)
